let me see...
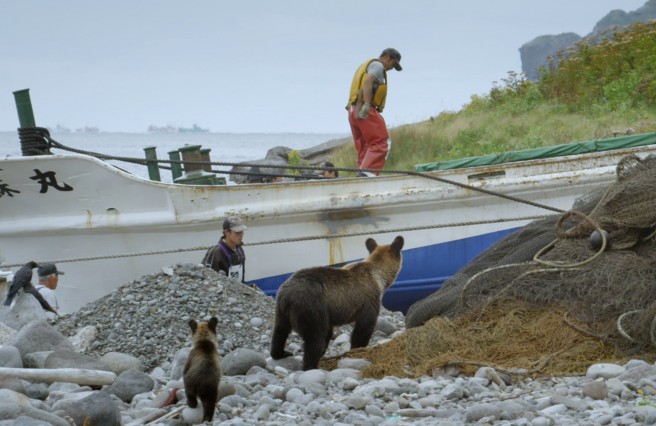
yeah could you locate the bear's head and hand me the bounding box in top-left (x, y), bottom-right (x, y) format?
top-left (189, 317), bottom-right (218, 343)
top-left (364, 235), bottom-right (404, 285)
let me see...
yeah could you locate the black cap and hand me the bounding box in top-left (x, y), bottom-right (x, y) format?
top-left (382, 48), bottom-right (402, 71)
top-left (38, 263), bottom-right (64, 277)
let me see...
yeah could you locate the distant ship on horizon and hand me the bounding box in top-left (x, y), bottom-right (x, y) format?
top-left (76, 126), bottom-right (99, 134)
top-left (48, 124), bottom-right (99, 134)
top-left (178, 123), bottom-right (209, 133)
top-left (147, 123), bottom-right (209, 134)
top-left (52, 124), bottom-right (71, 133)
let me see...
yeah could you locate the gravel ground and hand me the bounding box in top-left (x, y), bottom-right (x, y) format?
top-left (46, 263), bottom-right (656, 425)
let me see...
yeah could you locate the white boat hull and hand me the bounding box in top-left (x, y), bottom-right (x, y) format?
top-left (2, 143), bottom-right (655, 314)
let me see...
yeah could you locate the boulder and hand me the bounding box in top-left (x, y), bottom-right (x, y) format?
top-left (0, 345), bottom-right (22, 368)
top-left (0, 375), bottom-right (25, 394)
top-left (106, 368), bottom-right (154, 403)
top-left (68, 325), bottom-right (98, 352)
top-left (44, 350), bottom-right (111, 371)
top-left (222, 348), bottom-right (266, 376)
top-left (23, 351), bottom-right (52, 369)
top-left (0, 322), bottom-right (17, 344)
top-left (169, 347), bottom-right (190, 380)
top-left (0, 294), bottom-right (48, 331)
top-left (0, 389), bottom-right (70, 426)
top-left (100, 352), bottom-right (144, 375)
top-left (63, 391), bottom-right (122, 426)
top-left (8, 320), bottom-right (74, 360)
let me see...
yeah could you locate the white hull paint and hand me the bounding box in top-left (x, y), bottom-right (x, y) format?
top-left (1, 143), bottom-right (655, 314)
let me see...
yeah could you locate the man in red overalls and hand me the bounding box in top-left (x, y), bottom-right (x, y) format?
top-left (346, 48), bottom-right (403, 176)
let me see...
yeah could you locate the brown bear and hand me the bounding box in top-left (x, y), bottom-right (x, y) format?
top-left (183, 317), bottom-right (221, 423)
top-left (270, 235), bottom-right (404, 370)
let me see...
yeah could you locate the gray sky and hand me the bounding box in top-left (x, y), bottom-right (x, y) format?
top-left (0, 0), bottom-right (647, 133)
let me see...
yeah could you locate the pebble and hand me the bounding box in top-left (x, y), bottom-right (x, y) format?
top-left (0, 263), bottom-right (656, 425)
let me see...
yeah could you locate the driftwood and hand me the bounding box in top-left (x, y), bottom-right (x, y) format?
top-left (0, 367), bottom-right (116, 386)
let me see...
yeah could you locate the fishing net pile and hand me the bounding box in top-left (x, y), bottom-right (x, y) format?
top-left (356, 154), bottom-right (656, 378)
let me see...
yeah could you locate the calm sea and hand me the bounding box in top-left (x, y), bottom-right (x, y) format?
top-left (0, 131), bottom-right (348, 183)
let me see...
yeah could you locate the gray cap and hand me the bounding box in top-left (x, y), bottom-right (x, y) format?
top-left (382, 48), bottom-right (402, 71)
top-left (38, 263), bottom-right (64, 277)
top-left (223, 216), bottom-right (247, 232)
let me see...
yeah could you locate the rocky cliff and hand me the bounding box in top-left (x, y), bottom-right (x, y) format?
top-left (520, 0), bottom-right (656, 80)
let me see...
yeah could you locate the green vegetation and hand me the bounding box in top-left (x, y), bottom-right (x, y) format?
top-left (287, 149), bottom-right (307, 175)
top-left (332, 21), bottom-right (656, 175)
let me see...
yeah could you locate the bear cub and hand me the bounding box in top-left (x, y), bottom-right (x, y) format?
top-left (270, 235), bottom-right (404, 370)
top-left (183, 317), bottom-right (221, 422)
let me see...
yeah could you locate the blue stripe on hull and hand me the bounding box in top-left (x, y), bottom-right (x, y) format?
top-left (382, 228), bottom-right (519, 313)
top-left (253, 227), bottom-right (519, 313)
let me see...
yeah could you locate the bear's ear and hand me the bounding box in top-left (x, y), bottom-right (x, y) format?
top-left (365, 238), bottom-right (377, 253)
top-left (391, 236), bottom-right (404, 254)
top-left (189, 320), bottom-right (198, 333)
top-left (208, 317), bottom-right (219, 333)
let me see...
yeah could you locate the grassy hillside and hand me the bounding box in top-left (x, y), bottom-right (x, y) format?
top-left (332, 21), bottom-right (656, 174)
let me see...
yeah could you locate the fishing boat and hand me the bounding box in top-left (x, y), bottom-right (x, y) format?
top-left (2, 90), bottom-right (656, 315)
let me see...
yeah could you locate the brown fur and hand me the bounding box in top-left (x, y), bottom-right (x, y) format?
top-left (183, 317), bottom-right (221, 422)
top-left (270, 236), bottom-right (404, 370)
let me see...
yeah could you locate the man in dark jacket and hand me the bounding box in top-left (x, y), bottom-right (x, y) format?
top-left (202, 216), bottom-right (247, 283)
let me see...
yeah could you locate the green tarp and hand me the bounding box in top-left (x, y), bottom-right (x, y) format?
top-left (415, 132), bottom-right (656, 172)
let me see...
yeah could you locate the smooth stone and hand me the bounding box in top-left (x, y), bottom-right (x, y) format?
top-left (0, 344), bottom-right (22, 368)
top-left (67, 325), bottom-right (98, 352)
top-left (0, 322), bottom-right (17, 344)
top-left (465, 403), bottom-right (502, 422)
top-left (106, 368), bottom-right (154, 403)
top-left (169, 347), bottom-right (190, 380)
top-left (221, 348), bottom-right (266, 375)
top-left (586, 363), bottom-right (626, 380)
top-left (23, 351), bottom-right (51, 369)
top-left (336, 358), bottom-right (371, 370)
top-left (1, 295), bottom-right (48, 331)
top-left (583, 380), bottom-right (609, 400)
top-left (44, 350), bottom-right (111, 371)
top-left (8, 320), bottom-right (75, 359)
top-left (100, 352), bottom-right (145, 374)
top-left (375, 316), bottom-right (397, 335)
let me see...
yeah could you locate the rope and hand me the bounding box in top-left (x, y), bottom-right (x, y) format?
top-left (18, 127), bottom-right (53, 156)
top-left (616, 310), bottom-right (641, 342)
top-left (460, 262), bottom-right (533, 309)
top-left (532, 210), bottom-right (608, 268)
top-left (0, 214), bottom-right (549, 269)
top-left (562, 312), bottom-right (606, 341)
top-left (29, 130), bottom-right (566, 214)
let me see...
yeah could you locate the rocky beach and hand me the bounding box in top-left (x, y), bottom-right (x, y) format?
top-left (1, 263), bottom-right (656, 425)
